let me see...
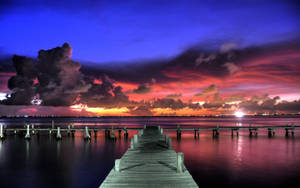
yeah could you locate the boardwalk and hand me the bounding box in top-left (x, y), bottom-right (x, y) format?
top-left (99, 126), bottom-right (198, 188)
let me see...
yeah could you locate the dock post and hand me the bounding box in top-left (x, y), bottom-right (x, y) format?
top-left (25, 124), bottom-right (31, 140)
top-left (236, 129), bottom-right (239, 137)
top-left (51, 120), bottom-right (55, 134)
top-left (107, 129), bottom-right (111, 138)
top-left (2, 125), bottom-right (6, 137)
top-left (165, 134), bottom-right (169, 144)
top-left (249, 129), bottom-right (253, 137)
top-left (124, 126), bottom-right (128, 138)
top-left (67, 125), bottom-right (71, 136)
top-left (213, 129), bottom-right (219, 137)
top-left (272, 128), bottom-right (276, 136)
top-left (130, 139), bottom-right (134, 149)
top-left (56, 127), bottom-right (62, 140)
top-left (71, 124), bottom-right (75, 137)
top-left (194, 129), bottom-right (197, 139)
top-left (31, 124), bottom-right (35, 135)
top-left (133, 135), bottom-right (138, 144)
top-left (177, 152), bottom-right (184, 173)
top-left (84, 126), bottom-right (91, 140)
top-left (231, 129), bottom-right (234, 137)
top-left (268, 128), bottom-right (272, 137)
top-left (0, 124), bottom-right (4, 140)
top-left (285, 128), bottom-right (289, 137)
top-left (94, 129), bottom-right (98, 137)
top-left (139, 129), bottom-right (144, 136)
top-left (160, 128), bottom-right (163, 135)
top-left (213, 124), bottom-right (219, 137)
top-left (114, 159), bottom-right (121, 172)
top-left (118, 129), bottom-right (122, 137)
top-left (177, 125), bottom-right (181, 139)
top-left (110, 126), bottom-right (116, 140)
top-left (255, 129), bottom-right (258, 136)
top-left (168, 138), bottom-right (172, 149)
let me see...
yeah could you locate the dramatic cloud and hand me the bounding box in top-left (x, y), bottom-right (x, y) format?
top-left (1, 40), bottom-right (300, 116)
top-left (37, 42), bottom-right (90, 106)
top-left (0, 104), bottom-right (94, 116)
top-left (80, 75), bottom-right (132, 108)
top-left (2, 55), bottom-right (37, 105)
top-left (1, 43), bottom-right (131, 109)
top-left (165, 93), bottom-right (182, 99)
top-left (224, 94), bottom-right (245, 103)
top-left (129, 105), bottom-right (153, 116)
top-left (223, 62), bottom-right (239, 74)
top-left (194, 84), bottom-right (218, 97)
top-left (132, 84), bottom-right (152, 94)
top-left (203, 93), bottom-right (224, 108)
top-left (152, 98), bottom-right (186, 110)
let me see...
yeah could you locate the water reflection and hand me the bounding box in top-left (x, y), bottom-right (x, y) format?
top-left (0, 118), bottom-right (300, 188)
top-left (56, 140), bottom-right (61, 159)
top-left (26, 140), bottom-right (30, 161)
top-left (84, 140), bottom-right (91, 159)
top-left (0, 140), bottom-right (3, 161)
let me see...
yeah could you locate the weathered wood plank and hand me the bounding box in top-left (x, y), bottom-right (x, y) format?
top-left (99, 126), bottom-right (198, 188)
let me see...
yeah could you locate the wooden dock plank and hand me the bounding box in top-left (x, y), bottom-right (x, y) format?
top-left (99, 126), bottom-right (198, 188)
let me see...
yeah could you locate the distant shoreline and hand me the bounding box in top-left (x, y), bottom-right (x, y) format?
top-left (1, 115), bottom-right (300, 119)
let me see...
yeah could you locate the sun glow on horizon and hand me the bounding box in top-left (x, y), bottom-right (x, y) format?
top-left (235, 111), bottom-right (245, 118)
top-left (70, 104), bottom-right (129, 116)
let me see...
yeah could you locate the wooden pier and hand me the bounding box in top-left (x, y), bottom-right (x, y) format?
top-left (99, 126), bottom-right (198, 188)
top-left (0, 120), bottom-right (299, 140)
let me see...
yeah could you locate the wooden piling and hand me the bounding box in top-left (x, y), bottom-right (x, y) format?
top-left (110, 126), bottom-right (116, 140)
top-left (56, 127), bottom-right (62, 140)
top-left (0, 124), bottom-right (5, 140)
top-left (177, 125), bottom-right (181, 139)
top-left (84, 126), bottom-right (91, 140)
top-left (123, 127), bottom-right (128, 138)
top-left (25, 124), bottom-right (31, 140)
top-left (168, 137), bottom-right (172, 149)
top-left (114, 159), bottom-right (121, 172)
top-left (177, 152), bottom-right (184, 173)
top-left (268, 128), bottom-right (273, 137)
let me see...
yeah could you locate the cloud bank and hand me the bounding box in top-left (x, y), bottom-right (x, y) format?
top-left (1, 41), bottom-right (300, 116)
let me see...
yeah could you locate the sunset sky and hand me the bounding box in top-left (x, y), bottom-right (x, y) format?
top-left (0, 0), bottom-right (300, 116)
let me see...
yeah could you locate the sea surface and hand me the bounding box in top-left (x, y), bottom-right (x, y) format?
top-left (0, 117), bottom-right (300, 188)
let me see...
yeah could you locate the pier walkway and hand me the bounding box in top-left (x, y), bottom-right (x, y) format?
top-left (99, 126), bottom-right (198, 188)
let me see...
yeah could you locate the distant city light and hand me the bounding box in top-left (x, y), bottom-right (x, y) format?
top-left (0, 92), bottom-right (10, 101)
top-left (235, 111), bottom-right (245, 118)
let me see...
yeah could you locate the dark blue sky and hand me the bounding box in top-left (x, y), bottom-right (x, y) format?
top-left (0, 0), bottom-right (299, 64)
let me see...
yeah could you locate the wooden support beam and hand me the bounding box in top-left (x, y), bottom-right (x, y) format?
top-left (56, 127), bottom-right (62, 140)
top-left (177, 152), bottom-right (184, 173)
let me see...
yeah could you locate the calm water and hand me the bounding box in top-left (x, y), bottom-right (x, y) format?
top-left (0, 117), bottom-right (300, 188)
